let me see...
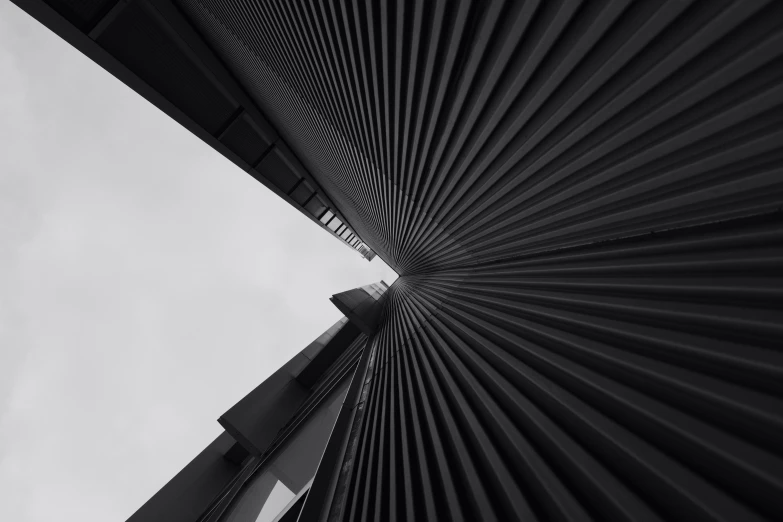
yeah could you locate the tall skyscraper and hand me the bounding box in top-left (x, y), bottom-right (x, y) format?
top-left (11, 1), bottom-right (783, 520)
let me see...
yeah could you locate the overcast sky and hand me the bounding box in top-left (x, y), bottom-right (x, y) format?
top-left (0, 4), bottom-right (397, 521)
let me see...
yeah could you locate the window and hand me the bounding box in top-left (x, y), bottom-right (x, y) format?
top-left (319, 210), bottom-right (334, 224)
top-left (327, 218), bottom-right (341, 232)
top-left (221, 477), bottom-right (294, 522)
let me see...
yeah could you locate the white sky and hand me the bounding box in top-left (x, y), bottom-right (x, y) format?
top-left (0, 3), bottom-right (397, 521)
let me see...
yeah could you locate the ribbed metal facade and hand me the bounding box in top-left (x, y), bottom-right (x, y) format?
top-left (12, 0), bottom-right (783, 520)
top-left (327, 214), bottom-right (783, 521)
top-left (170, 3), bottom-right (783, 518)
top-left (176, 0), bottom-right (783, 274)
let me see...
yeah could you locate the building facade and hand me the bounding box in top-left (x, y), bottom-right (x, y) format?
top-left (11, 0), bottom-right (783, 520)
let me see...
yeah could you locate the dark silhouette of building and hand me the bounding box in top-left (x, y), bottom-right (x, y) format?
top-left (11, 0), bottom-right (783, 520)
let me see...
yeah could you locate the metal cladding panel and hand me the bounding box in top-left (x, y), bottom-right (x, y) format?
top-left (258, 333), bottom-right (367, 465)
top-left (219, 113), bottom-right (270, 166)
top-left (326, 215), bottom-right (783, 522)
top-left (175, 0), bottom-right (783, 275)
top-left (96, 0), bottom-right (237, 135)
top-left (45, 0), bottom-right (113, 29)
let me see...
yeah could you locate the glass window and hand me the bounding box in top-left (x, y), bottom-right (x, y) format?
top-left (327, 218), bottom-right (341, 231)
top-left (319, 210), bottom-right (334, 224)
top-left (221, 477), bottom-right (294, 522)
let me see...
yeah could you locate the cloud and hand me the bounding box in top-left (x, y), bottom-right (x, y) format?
top-left (0, 4), bottom-right (397, 521)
